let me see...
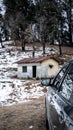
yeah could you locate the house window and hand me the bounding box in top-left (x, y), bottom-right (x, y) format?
top-left (22, 66), bottom-right (27, 72)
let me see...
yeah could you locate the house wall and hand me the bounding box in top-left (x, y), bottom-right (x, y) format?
top-left (17, 63), bottom-right (41, 78)
top-left (17, 59), bottom-right (59, 78)
top-left (37, 65), bottom-right (41, 78)
top-left (41, 59), bottom-right (59, 78)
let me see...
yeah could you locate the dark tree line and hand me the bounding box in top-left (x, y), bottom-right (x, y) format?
top-left (0, 0), bottom-right (73, 53)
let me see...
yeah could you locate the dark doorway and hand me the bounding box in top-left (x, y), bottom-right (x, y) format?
top-left (32, 66), bottom-right (36, 78)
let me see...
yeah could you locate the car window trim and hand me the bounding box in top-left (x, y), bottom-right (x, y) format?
top-left (58, 91), bottom-right (72, 106)
top-left (58, 63), bottom-right (73, 92)
top-left (52, 63), bottom-right (69, 89)
top-left (58, 63), bottom-right (73, 105)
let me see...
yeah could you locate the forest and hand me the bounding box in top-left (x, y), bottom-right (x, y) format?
top-left (0, 0), bottom-right (73, 54)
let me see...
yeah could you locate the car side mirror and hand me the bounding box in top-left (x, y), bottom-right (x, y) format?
top-left (41, 78), bottom-right (51, 86)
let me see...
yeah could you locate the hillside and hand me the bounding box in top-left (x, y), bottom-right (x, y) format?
top-left (0, 41), bottom-right (73, 106)
top-left (0, 41), bottom-right (73, 130)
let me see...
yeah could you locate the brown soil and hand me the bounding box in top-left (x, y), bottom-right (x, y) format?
top-left (49, 44), bottom-right (73, 55)
top-left (0, 96), bottom-right (46, 130)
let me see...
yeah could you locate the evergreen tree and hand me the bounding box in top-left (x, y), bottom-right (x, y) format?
top-left (58, 0), bottom-right (73, 45)
top-left (34, 0), bottom-right (64, 54)
top-left (2, 0), bottom-right (73, 50)
top-left (0, 10), bottom-right (5, 47)
top-left (3, 0), bottom-right (35, 50)
top-left (64, 0), bottom-right (73, 45)
top-left (0, 11), bottom-right (3, 44)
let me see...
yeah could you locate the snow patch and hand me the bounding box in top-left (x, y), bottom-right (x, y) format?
top-left (0, 41), bottom-right (57, 106)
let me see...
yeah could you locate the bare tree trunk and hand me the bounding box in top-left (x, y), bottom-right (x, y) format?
top-left (0, 38), bottom-right (4, 48)
top-left (32, 42), bottom-right (35, 58)
top-left (42, 41), bottom-right (45, 55)
top-left (22, 41), bottom-right (24, 51)
top-left (58, 38), bottom-right (62, 55)
top-left (21, 40), bottom-right (26, 51)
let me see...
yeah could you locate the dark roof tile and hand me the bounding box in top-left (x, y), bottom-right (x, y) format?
top-left (16, 56), bottom-right (59, 64)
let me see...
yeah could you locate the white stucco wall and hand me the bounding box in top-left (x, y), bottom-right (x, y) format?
top-left (40, 64), bottom-right (48, 78)
top-left (41, 59), bottom-right (59, 78)
top-left (17, 59), bottom-right (59, 78)
top-left (37, 65), bottom-right (41, 78)
top-left (17, 63), bottom-right (41, 78)
top-left (17, 64), bottom-right (29, 78)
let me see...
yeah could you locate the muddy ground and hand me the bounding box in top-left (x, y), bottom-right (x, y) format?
top-left (0, 96), bottom-right (46, 130)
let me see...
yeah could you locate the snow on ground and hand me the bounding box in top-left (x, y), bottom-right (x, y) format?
top-left (0, 41), bottom-right (57, 106)
top-left (0, 79), bottom-right (45, 106)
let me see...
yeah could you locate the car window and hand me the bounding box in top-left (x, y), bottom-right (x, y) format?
top-left (59, 66), bottom-right (73, 101)
top-left (69, 108), bottom-right (73, 120)
top-left (53, 65), bottom-right (68, 89)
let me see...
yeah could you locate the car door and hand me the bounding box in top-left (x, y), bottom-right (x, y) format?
top-left (58, 63), bottom-right (73, 130)
top-left (46, 64), bottom-right (70, 130)
top-left (47, 62), bottom-right (71, 130)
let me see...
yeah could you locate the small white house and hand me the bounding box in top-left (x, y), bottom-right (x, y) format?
top-left (16, 56), bottom-right (59, 78)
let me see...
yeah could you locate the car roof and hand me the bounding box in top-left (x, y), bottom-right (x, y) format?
top-left (63, 59), bottom-right (73, 68)
top-left (69, 60), bottom-right (73, 63)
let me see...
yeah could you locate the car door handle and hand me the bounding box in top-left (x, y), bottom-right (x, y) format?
top-left (54, 96), bottom-right (57, 99)
top-left (50, 97), bottom-right (54, 104)
top-left (69, 123), bottom-right (73, 127)
top-left (51, 92), bottom-right (54, 96)
top-left (59, 111), bottom-right (64, 124)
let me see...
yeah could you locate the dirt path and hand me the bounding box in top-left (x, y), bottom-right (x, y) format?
top-left (0, 96), bottom-right (46, 130)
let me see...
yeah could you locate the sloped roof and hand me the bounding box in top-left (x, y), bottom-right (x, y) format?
top-left (16, 56), bottom-right (59, 64)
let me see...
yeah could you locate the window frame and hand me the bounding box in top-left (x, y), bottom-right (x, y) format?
top-left (52, 63), bottom-right (69, 90)
top-left (58, 63), bottom-right (73, 103)
top-left (22, 66), bottom-right (27, 73)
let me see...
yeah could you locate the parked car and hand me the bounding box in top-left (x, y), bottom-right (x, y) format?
top-left (41, 60), bottom-right (73, 130)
